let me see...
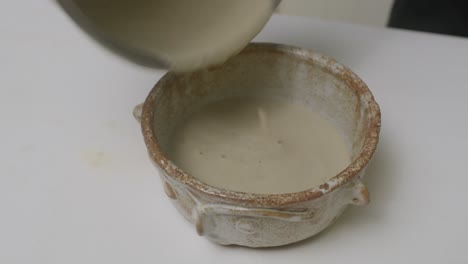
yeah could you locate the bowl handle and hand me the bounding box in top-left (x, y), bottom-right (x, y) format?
top-left (193, 203), bottom-right (317, 237)
top-left (349, 179), bottom-right (370, 206)
top-left (133, 103), bottom-right (144, 123)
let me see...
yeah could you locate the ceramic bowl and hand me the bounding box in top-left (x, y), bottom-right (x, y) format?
top-left (134, 43), bottom-right (381, 247)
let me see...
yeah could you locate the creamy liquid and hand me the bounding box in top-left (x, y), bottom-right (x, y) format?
top-left (168, 97), bottom-right (350, 194)
top-left (76, 0), bottom-right (275, 71)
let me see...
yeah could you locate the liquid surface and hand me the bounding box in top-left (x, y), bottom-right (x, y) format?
top-left (77, 0), bottom-right (274, 71)
top-left (167, 97), bottom-right (350, 194)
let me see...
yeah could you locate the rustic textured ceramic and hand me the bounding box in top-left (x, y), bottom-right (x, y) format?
top-left (134, 43), bottom-right (381, 247)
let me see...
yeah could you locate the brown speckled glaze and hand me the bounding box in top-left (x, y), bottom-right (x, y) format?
top-left (136, 43), bottom-right (381, 247)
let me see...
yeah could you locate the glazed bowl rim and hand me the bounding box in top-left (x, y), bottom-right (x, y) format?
top-left (140, 43), bottom-right (381, 207)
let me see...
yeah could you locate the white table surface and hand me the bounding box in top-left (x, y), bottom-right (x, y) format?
top-left (2, 1), bottom-right (468, 263)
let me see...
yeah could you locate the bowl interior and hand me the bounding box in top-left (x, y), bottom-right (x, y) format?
top-left (145, 43), bottom-right (378, 196)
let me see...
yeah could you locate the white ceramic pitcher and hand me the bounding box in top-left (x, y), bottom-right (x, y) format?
top-left (57, 0), bottom-right (281, 70)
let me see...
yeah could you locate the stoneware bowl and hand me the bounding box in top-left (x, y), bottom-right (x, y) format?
top-left (134, 43), bottom-right (381, 247)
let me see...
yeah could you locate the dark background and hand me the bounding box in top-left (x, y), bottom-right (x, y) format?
top-left (388, 0), bottom-right (468, 37)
